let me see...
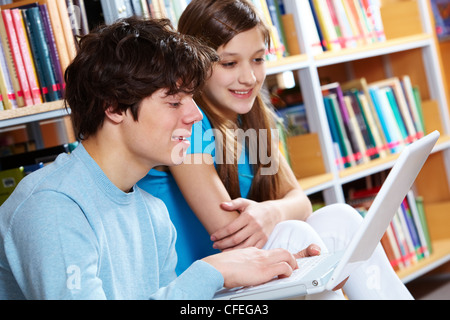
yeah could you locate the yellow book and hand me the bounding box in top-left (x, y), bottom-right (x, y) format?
top-left (312, 0), bottom-right (342, 51)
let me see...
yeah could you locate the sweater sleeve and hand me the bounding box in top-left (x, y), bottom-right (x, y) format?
top-left (149, 260), bottom-right (224, 300)
top-left (149, 215), bottom-right (224, 300)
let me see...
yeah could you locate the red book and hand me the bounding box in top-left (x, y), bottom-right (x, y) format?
top-left (11, 9), bottom-right (42, 105)
top-left (1, 9), bottom-right (33, 106)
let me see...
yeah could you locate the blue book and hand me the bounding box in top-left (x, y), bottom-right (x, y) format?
top-left (25, 7), bottom-right (59, 102)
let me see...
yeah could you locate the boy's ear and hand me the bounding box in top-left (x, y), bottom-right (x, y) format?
top-left (105, 105), bottom-right (125, 124)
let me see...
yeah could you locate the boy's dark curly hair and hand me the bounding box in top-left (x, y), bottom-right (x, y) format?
top-left (64, 17), bottom-right (218, 140)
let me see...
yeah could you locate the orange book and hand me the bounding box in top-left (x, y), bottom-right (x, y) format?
top-left (55, 0), bottom-right (76, 61)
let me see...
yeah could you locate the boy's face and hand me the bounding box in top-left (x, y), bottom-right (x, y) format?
top-left (120, 89), bottom-right (203, 170)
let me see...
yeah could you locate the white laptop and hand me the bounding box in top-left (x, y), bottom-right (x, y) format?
top-left (214, 130), bottom-right (440, 300)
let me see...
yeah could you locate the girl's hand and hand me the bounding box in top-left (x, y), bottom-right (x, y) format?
top-left (210, 198), bottom-right (280, 250)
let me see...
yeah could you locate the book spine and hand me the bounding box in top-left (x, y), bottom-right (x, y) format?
top-left (11, 8), bottom-right (42, 105)
top-left (0, 36), bottom-right (17, 109)
top-left (55, 0), bottom-right (77, 62)
top-left (39, 4), bottom-right (64, 98)
top-left (26, 7), bottom-right (60, 102)
top-left (1, 9), bottom-right (33, 106)
top-left (46, 0), bottom-right (71, 73)
top-left (312, 0), bottom-right (342, 51)
top-left (0, 9), bottom-right (23, 107)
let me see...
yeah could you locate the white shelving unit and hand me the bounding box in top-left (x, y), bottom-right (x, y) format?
top-left (264, 0), bottom-right (450, 283)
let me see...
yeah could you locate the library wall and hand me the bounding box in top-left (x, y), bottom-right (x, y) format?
top-left (0, 0), bottom-right (448, 284)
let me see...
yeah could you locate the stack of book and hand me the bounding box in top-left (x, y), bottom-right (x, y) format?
top-left (322, 75), bottom-right (426, 169)
top-left (0, 0), bottom-right (87, 110)
top-left (306, 0), bottom-right (386, 53)
top-left (348, 187), bottom-right (432, 271)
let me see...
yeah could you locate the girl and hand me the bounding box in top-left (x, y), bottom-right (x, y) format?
top-left (138, 0), bottom-right (412, 299)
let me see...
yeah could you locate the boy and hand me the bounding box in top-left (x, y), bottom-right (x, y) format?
top-left (0, 17), bottom-right (314, 299)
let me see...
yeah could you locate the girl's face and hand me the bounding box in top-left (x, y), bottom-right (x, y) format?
top-left (201, 27), bottom-right (267, 120)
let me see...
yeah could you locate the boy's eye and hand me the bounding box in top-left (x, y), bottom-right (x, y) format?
top-left (221, 61), bottom-right (236, 68)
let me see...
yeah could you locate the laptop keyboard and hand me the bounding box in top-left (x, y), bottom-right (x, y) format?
top-left (234, 253), bottom-right (331, 293)
top-left (279, 253), bottom-right (330, 283)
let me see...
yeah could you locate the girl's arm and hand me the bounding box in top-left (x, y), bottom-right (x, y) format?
top-left (210, 155), bottom-right (313, 250)
top-left (169, 153), bottom-right (239, 235)
top-left (170, 153), bottom-right (312, 250)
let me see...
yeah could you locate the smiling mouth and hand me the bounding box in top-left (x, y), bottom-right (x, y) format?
top-left (232, 90), bottom-right (251, 95)
top-left (172, 136), bottom-right (188, 142)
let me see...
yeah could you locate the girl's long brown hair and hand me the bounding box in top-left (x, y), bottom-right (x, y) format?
top-left (178, 0), bottom-right (293, 202)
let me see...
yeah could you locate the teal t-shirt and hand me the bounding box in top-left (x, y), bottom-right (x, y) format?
top-left (138, 108), bottom-right (254, 274)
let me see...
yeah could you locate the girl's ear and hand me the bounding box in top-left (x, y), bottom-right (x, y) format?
top-left (105, 106), bottom-right (125, 124)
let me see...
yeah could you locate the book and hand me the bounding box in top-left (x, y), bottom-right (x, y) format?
top-left (1, 8), bottom-right (34, 106)
top-left (341, 77), bottom-right (389, 158)
top-left (343, 95), bottom-right (369, 163)
top-left (312, 0), bottom-right (342, 51)
top-left (11, 8), bottom-right (43, 105)
top-left (39, 4), bottom-right (64, 98)
top-left (323, 95), bottom-right (343, 168)
top-left (323, 93), bottom-right (356, 167)
top-left (280, 13), bottom-right (301, 56)
top-left (46, 0), bottom-right (71, 73)
top-left (352, 0), bottom-right (376, 44)
top-left (55, 0), bottom-right (77, 62)
top-left (361, 0), bottom-right (385, 42)
top-left (369, 86), bottom-right (404, 153)
top-left (307, 0), bottom-right (327, 52)
top-left (347, 182), bottom-right (432, 271)
top-left (0, 36), bottom-right (16, 109)
top-left (348, 91), bottom-right (380, 159)
top-left (431, 0), bottom-right (450, 40)
top-left (256, 0), bottom-right (285, 60)
top-left (323, 82), bottom-right (364, 166)
top-left (401, 75), bottom-right (425, 137)
top-left (342, 0), bottom-right (366, 45)
top-left (415, 195), bottom-right (432, 255)
top-left (331, 0), bottom-right (358, 48)
top-left (73, 0), bottom-right (90, 35)
top-left (0, 8), bottom-right (23, 107)
top-left (370, 77), bottom-right (418, 143)
top-left (25, 6), bottom-right (60, 102)
top-left (266, 0), bottom-right (288, 56)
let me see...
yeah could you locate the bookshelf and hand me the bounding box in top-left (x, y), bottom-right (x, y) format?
top-left (275, 0), bottom-right (450, 284)
top-left (0, 0), bottom-right (448, 286)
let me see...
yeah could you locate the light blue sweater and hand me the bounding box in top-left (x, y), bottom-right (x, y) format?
top-left (0, 144), bottom-right (223, 300)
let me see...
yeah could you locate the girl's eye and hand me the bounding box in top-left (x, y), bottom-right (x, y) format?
top-left (254, 57), bottom-right (265, 64)
top-left (169, 102), bottom-right (181, 108)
